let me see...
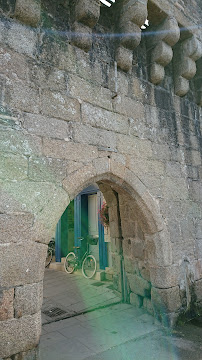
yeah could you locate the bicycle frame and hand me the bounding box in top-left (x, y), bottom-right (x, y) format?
top-left (74, 242), bottom-right (90, 268)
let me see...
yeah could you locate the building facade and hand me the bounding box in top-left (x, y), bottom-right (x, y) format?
top-left (0, 0), bottom-right (202, 358)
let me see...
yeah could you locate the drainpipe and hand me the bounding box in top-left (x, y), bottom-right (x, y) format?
top-left (55, 218), bottom-right (61, 262)
top-left (113, 190), bottom-right (128, 303)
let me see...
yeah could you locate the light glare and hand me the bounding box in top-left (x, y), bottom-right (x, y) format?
top-left (100, 0), bottom-right (116, 7)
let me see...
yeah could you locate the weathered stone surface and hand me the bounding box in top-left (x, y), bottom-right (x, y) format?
top-left (0, 180), bottom-right (70, 245)
top-left (75, 0), bottom-right (100, 28)
top-left (149, 17), bottom-right (180, 85)
top-left (130, 292), bottom-right (143, 307)
top-left (81, 102), bottom-right (128, 135)
top-left (129, 158), bottom-right (165, 178)
top-left (0, 130), bottom-right (42, 156)
top-left (150, 265), bottom-right (180, 288)
top-left (143, 297), bottom-right (154, 315)
top-left (151, 286), bottom-right (181, 313)
top-left (67, 75), bottom-right (113, 111)
top-left (116, 46), bottom-right (133, 72)
top-left (162, 177), bottom-right (189, 201)
top-left (62, 163), bottom-right (97, 199)
top-left (73, 123), bottom-right (117, 149)
top-left (127, 273), bottom-right (151, 297)
top-left (0, 47), bottom-right (28, 81)
top-left (110, 238), bottom-right (122, 255)
top-left (0, 2), bottom-right (202, 356)
top-left (117, 135), bottom-right (153, 157)
top-left (131, 239), bottom-right (145, 260)
top-left (2, 20), bottom-right (37, 57)
top-left (71, 22), bottom-right (92, 52)
top-left (0, 288), bottom-right (14, 321)
top-left (23, 113), bottom-right (73, 140)
top-left (194, 259), bottom-right (202, 281)
top-left (132, 79), bottom-right (155, 106)
top-left (122, 238), bottom-right (132, 257)
top-left (12, 347), bottom-right (39, 360)
top-left (195, 279), bottom-right (202, 304)
top-left (14, 0), bottom-right (41, 27)
top-left (7, 78), bottom-right (39, 114)
top-left (174, 36), bottom-right (202, 97)
top-left (0, 312), bottom-right (41, 358)
top-left (41, 90), bottom-right (80, 122)
top-left (0, 242), bottom-right (46, 287)
top-left (29, 65), bottom-right (67, 91)
top-left (42, 138), bottom-right (98, 162)
top-left (145, 231), bottom-right (173, 267)
top-left (28, 156), bottom-right (68, 184)
top-left (14, 282), bottom-right (43, 318)
top-left (114, 95), bottom-right (145, 120)
top-left (0, 213), bottom-right (34, 244)
top-left (0, 153), bottom-right (28, 181)
top-left (112, 253), bottom-right (122, 274)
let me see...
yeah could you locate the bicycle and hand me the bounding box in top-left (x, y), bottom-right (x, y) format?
top-left (64, 236), bottom-right (97, 279)
top-left (45, 238), bottom-right (55, 268)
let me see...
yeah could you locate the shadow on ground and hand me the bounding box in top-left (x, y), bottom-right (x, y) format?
top-left (39, 269), bottom-right (202, 360)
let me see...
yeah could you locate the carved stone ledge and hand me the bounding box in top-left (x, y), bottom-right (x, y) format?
top-left (116, 0), bottom-right (148, 71)
top-left (14, 0), bottom-right (41, 27)
top-left (71, 0), bottom-right (100, 52)
top-left (148, 17), bottom-right (180, 84)
top-left (174, 35), bottom-right (202, 97)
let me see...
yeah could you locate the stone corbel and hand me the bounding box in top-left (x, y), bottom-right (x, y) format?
top-left (71, 0), bottom-right (101, 52)
top-left (148, 17), bottom-right (180, 85)
top-left (174, 35), bottom-right (202, 97)
top-left (14, 0), bottom-right (41, 27)
top-left (116, 0), bottom-right (148, 71)
top-left (194, 58), bottom-right (202, 106)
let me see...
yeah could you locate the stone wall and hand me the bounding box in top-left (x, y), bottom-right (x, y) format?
top-left (0, 0), bottom-right (202, 358)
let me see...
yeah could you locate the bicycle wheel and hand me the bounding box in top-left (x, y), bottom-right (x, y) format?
top-left (45, 248), bottom-right (53, 268)
top-left (82, 255), bottom-right (96, 279)
top-left (64, 252), bottom-right (76, 274)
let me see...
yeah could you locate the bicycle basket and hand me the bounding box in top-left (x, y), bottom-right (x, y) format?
top-left (87, 236), bottom-right (99, 245)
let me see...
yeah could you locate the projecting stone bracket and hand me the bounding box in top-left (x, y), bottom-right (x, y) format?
top-left (115, 0), bottom-right (148, 71)
top-left (71, 0), bottom-right (101, 52)
top-left (148, 17), bottom-right (180, 85)
top-left (14, 0), bottom-right (41, 27)
top-left (174, 35), bottom-right (202, 97)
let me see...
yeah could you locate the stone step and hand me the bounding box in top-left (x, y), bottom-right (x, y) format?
top-left (48, 261), bottom-right (107, 281)
top-left (105, 272), bottom-right (113, 281)
top-left (49, 262), bottom-right (65, 272)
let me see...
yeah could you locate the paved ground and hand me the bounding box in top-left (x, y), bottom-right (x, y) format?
top-left (42, 269), bottom-right (121, 324)
top-left (39, 269), bottom-right (202, 360)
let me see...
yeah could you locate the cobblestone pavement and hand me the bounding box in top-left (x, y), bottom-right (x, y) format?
top-left (39, 269), bottom-right (202, 360)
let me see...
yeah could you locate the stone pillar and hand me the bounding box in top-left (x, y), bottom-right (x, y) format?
top-left (0, 213), bottom-right (47, 359)
top-left (98, 182), bottom-right (123, 291)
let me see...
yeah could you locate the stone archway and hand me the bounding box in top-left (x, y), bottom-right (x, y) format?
top-left (0, 158), bottom-right (174, 359)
